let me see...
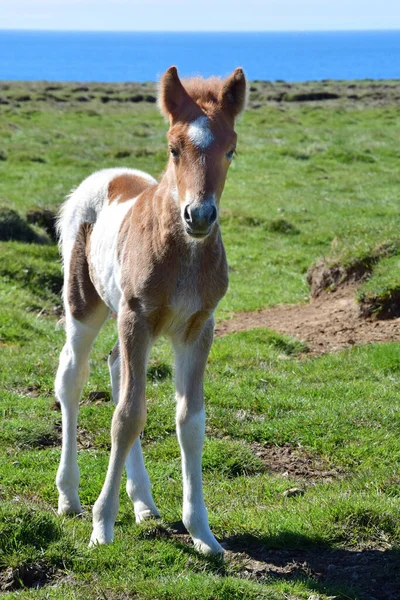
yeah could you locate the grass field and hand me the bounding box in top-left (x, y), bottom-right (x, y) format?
top-left (0, 80), bottom-right (400, 599)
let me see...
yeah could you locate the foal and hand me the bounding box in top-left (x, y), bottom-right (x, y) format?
top-left (55, 66), bottom-right (247, 555)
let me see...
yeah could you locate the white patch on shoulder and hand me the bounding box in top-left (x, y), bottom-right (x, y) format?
top-left (188, 116), bottom-right (214, 150)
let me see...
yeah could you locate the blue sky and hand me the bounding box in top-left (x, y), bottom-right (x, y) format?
top-left (1, 0), bottom-right (400, 31)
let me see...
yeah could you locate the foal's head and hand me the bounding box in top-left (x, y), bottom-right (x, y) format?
top-left (159, 66), bottom-right (247, 240)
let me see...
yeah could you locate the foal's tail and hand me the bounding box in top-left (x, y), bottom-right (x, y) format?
top-left (56, 168), bottom-right (128, 317)
top-left (56, 169), bottom-right (114, 261)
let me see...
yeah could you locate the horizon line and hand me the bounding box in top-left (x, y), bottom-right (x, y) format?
top-left (1, 27), bottom-right (400, 34)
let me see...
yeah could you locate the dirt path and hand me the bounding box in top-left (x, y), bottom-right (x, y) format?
top-left (215, 286), bottom-right (400, 355)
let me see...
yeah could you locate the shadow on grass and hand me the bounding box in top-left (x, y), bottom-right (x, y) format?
top-left (135, 521), bottom-right (399, 598)
top-left (223, 532), bottom-right (400, 600)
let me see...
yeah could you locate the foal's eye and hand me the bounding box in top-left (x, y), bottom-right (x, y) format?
top-left (226, 148), bottom-right (236, 160)
top-left (170, 147), bottom-right (180, 159)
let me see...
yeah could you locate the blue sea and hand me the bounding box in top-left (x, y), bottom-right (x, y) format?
top-left (1, 30), bottom-right (400, 82)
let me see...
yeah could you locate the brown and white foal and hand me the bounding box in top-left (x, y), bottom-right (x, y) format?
top-left (55, 66), bottom-right (246, 554)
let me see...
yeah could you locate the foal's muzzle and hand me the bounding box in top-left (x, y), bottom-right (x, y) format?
top-left (183, 198), bottom-right (218, 239)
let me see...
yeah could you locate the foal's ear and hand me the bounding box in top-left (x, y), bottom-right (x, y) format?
top-left (158, 66), bottom-right (192, 121)
top-left (219, 67), bottom-right (247, 120)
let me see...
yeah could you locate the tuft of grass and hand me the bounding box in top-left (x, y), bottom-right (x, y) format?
top-left (330, 503), bottom-right (400, 547)
top-left (147, 361), bottom-right (173, 382)
top-left (266, 217), bottom-right (300, 235)
top-left (202, 438), bottom-right (263, 477)
top-left (0, 506), bottom-right (62, 555)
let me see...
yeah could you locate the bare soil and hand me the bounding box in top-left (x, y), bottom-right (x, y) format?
top-left (252, 443), bottom-right (345, 482)
top-left (216, 285), bottom-right (400, 355)
top-left (0, 561), bottom-right (55, 592)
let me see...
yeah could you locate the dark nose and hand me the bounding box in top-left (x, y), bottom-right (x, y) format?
top-left (183, 201), bottom-right (218, 234)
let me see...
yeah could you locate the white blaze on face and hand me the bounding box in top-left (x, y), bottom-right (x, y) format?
top-left (187, 116), bottom-right (214, 150)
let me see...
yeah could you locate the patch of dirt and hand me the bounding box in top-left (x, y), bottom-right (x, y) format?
top-left (307, 259), bottom-right (373, 298)
top-left (77, 426), bottom-right (97, 450)
top-left (17, 421), bottom-right (95, 450)
top-left (0, 561), bottom-right (55, 592)
top-left (29, 427), bottom-right (61, 449)
top-left (216, 285), bottom-right (400, 355)
top-left (136, 520), bottom-right (193, 549)
top-left (252, 443), bottom-right (345, 482)
top-left (87, 390), bottom-right (110, 402)
top-left (20, 384), bottom-right (42, 398)
top-left (225, 536), bottom-right (400, 600)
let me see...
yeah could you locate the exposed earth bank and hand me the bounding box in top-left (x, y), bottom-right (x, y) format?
top-left (216, 284), bottom-right (400, 355)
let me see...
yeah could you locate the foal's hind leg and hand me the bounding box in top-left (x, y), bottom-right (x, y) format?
top-left (56, 306), bottom-right (108, 514)
top-left (108, 342), bottom-right (160, 522)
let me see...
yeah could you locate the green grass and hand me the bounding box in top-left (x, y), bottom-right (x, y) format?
top-left (2, 84), bottom-right (400, 313)
top-left (1, 82), bottom-right (400, 599)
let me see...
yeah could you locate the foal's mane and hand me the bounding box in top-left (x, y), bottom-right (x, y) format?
top-left (181, 76), bottom-right (224, 112)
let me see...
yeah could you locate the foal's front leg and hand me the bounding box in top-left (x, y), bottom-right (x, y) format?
top-left (173, 318), bottom-right (223, 555)
top-left (90, 308), bottom-right (151, 545)
top-left (108, 342), bottom-right (160, 522)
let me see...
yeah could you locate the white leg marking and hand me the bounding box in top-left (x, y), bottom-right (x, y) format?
top-left (56, 308), bottom-right (108, 515)
top-left (108, 343), bottom-right (160, 523)
top-left (174, 322), bottom-right (223, 555)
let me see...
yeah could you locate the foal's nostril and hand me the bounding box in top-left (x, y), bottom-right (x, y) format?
top-left (183, 205), bottom-right (191, 224)
top-left (209, 205), bottom-right (217, 225)
top-left (183, 201), bottom-right (217, 235)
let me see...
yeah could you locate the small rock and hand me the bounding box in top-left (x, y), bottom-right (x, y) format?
top-left (283, 487), bottom-right (305, 498)
top-left (12, 461), bottom-right (21, 466)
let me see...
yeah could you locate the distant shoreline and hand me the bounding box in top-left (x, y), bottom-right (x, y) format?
top-left (1, 80), bottom-right (400, 110)
top-left (2, 29), bottom-right (400, 33)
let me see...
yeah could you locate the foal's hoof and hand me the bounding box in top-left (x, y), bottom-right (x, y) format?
top-left (58, 494), bottom-right (82, 516)
top-left (89, 528), bottom-right (113, 547)
top-left (194, 537), bottom-right (224, 556)
top-left (135, 508), bottom-right (161, 524)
